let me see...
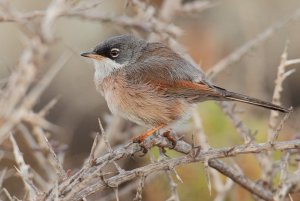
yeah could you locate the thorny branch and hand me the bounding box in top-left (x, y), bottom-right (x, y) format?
top-left (43, 136), bottom-right (300, 200)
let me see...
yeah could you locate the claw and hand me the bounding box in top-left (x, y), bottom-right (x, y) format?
top-left (138, 143), bottom-right (148, 156)
top-left (132, 125), bottom-right (164, 156)
top-left (162, 130), bottom-right (177, 148)
top-left (157, 144), bottom-right (167, 154)
top-left (132, 125), bottom-right (164, 144)
top-left (132, 136), bottom-right (143, 144)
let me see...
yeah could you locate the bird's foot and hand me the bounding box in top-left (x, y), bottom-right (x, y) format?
top-left (162, 130), bottom-right (177, 149)
top-left (132, 125), bottom-right (164, 156)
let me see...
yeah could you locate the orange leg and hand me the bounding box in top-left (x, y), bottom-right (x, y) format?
top-left (132, 125), bottom-right (164, 143)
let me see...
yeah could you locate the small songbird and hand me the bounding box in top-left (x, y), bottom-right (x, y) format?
top-left (81, 35), bottom-right (289, 145)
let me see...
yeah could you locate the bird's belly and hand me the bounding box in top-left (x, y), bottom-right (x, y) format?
top-left (101, 78), bottom-right (190, 127)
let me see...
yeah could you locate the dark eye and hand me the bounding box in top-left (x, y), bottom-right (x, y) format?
top-left (110, 48), bottom-right (120, 58)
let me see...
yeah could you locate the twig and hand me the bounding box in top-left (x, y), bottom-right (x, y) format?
top-left (41, 131), bottom-right (66, 180)
top-left (274, 172), bottom-right (300, 201)
top-left (22, 53), bottom-right (71, 110)
top-left (179, 1), bottom-right (217, 15)
top-left (17, 124), bottom-right (56, 185)
top-left (113, 187), bottom-right (120, 201)
top-left (133, 175), bottom-right (146, 201)
top-left (209, 159), bottom-right (273, 201)
top-left (46, 137), bottom-right (300, 200)
top-left (88, 132), bottom-right (100, 166)
top-left (0, 168), bottom-right (7, 188)
top-left (220, 102), bottom-right (254, 144)
top-left (166, 171), bottom-right (180, 201)
top-left (38, 97), bottom-right (60, 117)
top-left (98, 118), bottom-right (112, 153)
top-left (10, 134), bottom-right (39, 200)
top-left (270, 109), bottom-right (292, 144)
top-left (98, 118), bottom-right (124, 173)
top-left (1, 188), bottom-right (13, 201)
top-left (207, 7), bottom-right (300, 79)
top-left (268, 44), bottom-right (300, 142)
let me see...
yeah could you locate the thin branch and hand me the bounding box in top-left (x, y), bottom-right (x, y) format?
top-left (133, 175), bottom-right (146, 201)
top-left (41, 130), bottom-right (67, 180)
top-left (0, 168), bottom-right (7, 188)
top-left (274, 172), bottom-right (300, 201)
top-left (220, 102), bottom-right (254, 144)
top-left (268, 44), bottom-right (300, 142)
top-left (209, 159), bottom-right (273, 201)
top-left (10, 134), bottom-right (39, 200)
top-left (88, 132), bottom-right (100, 166)
top-left (166, 171), bottom-right (180, 201)
top-left (1, 188), bottom-right (13, 201)
top-left (207, 7), bottom-right (300, 79)
top-left (98, 118), bottom-right (124, 173)
top-left (46, 137), bottom-right (300, 200)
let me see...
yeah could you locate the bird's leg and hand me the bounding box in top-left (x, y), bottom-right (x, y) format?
top-left (132, 125), bottom-right (164, 144)
top-left (132, 125), bottom-right (164, 155)
top-left (162, 130), bottom-right (177, 148)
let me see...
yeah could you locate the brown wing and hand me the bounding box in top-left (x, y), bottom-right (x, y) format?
top-left (153, 80), bottom-right (224, 103)
top-left (122, 42), bottom-right (221, 102)
top-left (121, 42), bottom-right (289, 112)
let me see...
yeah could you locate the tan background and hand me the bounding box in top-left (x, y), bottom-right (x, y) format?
top-left (1, 0), bottom-right (300, 200)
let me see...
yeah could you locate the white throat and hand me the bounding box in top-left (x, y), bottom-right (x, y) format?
top-left (93, 58), bottom-right (124, 83)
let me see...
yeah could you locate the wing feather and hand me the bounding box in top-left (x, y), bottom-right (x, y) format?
top-left (121, 42), bottom-right (220, 102)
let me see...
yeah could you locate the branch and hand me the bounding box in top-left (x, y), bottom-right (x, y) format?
top-left (10, 134), bottom-right (40, 200)
top-left (45, 137), bottom-right (300, 200)
top-left (207, 7), bottom-right (300, 79)
top-left (209, 159), bottom-right (273, 201)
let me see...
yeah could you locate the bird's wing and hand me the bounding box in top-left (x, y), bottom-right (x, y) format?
top-left (121, 42), bottom-right (289, 112)
top-left (122, 42), bottom-right (222, 102)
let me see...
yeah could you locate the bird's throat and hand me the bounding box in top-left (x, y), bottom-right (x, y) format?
top-left (93, 58), bottom-right (124, 83)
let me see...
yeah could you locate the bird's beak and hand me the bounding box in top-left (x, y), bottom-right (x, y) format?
top-left (80, 51), bottom-right (104, 60)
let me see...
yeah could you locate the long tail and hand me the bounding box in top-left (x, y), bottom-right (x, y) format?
top-left (214, 86), bottom-right (290, 113)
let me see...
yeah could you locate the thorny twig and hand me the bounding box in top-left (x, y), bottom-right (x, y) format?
top-left (207, 7), bottom-right (300, 79)
top-left (10, 134), bottom-right (40, 200)
top-left (45, 137), bottom-right (300, 200)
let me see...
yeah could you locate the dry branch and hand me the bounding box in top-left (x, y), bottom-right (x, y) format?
top-left (44, 136), bottom-right (300, 200)
top-left (209, 160), bottom-right (273, 201)
top-left (207, 7), bottom-right (300, 79)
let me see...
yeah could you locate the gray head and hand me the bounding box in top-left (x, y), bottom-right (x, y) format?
top-left (81, 35), bottom-right (147, 82)
top-left (81, 35), bottom-right (146, 65)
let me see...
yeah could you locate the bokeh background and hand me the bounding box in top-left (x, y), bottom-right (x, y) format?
top-left (1, 0), bottom-right (300, 200)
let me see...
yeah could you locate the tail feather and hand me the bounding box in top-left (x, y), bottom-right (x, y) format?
top-left (214, 86), bottom-right (290, 113)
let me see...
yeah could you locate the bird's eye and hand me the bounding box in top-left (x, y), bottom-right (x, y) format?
top-left (110, 48), bottom-right (120, 58)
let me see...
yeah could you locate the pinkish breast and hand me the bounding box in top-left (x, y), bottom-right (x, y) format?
top-left (99, 73), bottom-right (191, 127)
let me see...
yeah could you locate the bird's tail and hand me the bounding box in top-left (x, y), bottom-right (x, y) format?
top-left (214, 86), bottom-right (290, 113)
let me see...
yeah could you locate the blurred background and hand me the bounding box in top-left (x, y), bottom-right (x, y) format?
top-left (1, 0), bottom-right (300, 200)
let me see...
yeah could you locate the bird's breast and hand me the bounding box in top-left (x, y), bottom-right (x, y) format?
top-left (98, 73), bottom-right (191, 127)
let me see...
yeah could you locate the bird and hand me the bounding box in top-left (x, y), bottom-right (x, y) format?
top-left (81, 35), bottom-right (289, 148)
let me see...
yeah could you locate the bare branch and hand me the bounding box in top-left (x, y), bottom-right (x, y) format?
top-left (268, 44), bottom-right (299, 142)
top-left (207, 7), bottom-right (300, 79)
top-left (45, 137), bottom-right (300, 200)
top-left (166, 171), bottom-right (180, 201)
top-left (133, 175), bottom-right (145, 201)
top-left (10, 134), bottom-right (40, 200)
top-left (209, 159), bottom-right (273, 201)
top-left (88, 132), bottom-right (100, 166)
top-left (41, 130), bottom-right (66, 180)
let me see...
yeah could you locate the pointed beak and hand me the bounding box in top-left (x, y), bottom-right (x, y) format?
top-left (80, 51), bottom-right (96, 58)
top-left (80, 51), bottom-right (104, 60)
